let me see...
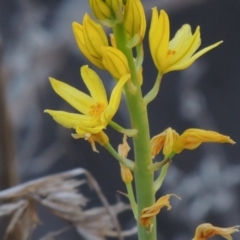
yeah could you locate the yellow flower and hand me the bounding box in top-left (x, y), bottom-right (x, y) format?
top-left (140, 194), bottom-right (180, 231)
top-left (89, 0), bottom-right (123, 26)
top-left (172, 128), bottom-right (235, 154)
top-left (101, 46), bottom-right (130, 79)
top-left (72, 14), bottom-right (108, 69)
top-left (149, 9), bottom-right (223, 74)
top-left (118, 135), bottom-right (133, 183)
top-left (123, 0), bottom-right (146, 41)
top-left (45, 65), bottom-right (129, 139)
top-left (192, 223), bottom-right (239, 240)
top-left (150, 127), bottom-right (179, 158)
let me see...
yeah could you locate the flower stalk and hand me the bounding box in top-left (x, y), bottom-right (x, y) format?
top-left (104, 143), bottom-right (135, 170)
top-left (113, 22), bottom-right (157, 240)
top-left (43, 2), bottom-right (238, 240)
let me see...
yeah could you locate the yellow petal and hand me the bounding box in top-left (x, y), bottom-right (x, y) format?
top-left (149, 9), bottom-right (169, 72)
top-left (105, 0), bottom-right (122, 15)
top-left (163, 128), bottom-right (179, 156)
top-left (120, 163), bottom-right (133, 183)
top-left (118, 135), bottom-right (133, 183)
top-left (44, 110), bottom-right (84, 128)
top-left (150, 131), bottom-right (166, 158)
top-left (83, 14), bottom-right (108, 59)
top-left (73, 130), bottom-right (109, 150)
top-left (80, 65), bottom-right (108, 105)
top-left (155, 10), bottom-right (170, 69)
top-left (150, 127), bottom-right (179, 158)
top-left (91, 131), bottom-right (109, 146)
top-left (173, 40), bottom-right (223, 71)
top-left (172, 128), bottom-right (235, 154)
top-left (192, 223), bottom-right (239, 240)
top-left (72, 22), bottom-right (105, 69)
top-left (149, 8), bottom-right (160, 59)
top-left (101, 74), bottom-right (129, 125)
top-left (49, 77), bottom-right (93, 115)
top-left (118, 135), bottom-right (131, 158)
top-left (139, 0), bottom-right (146, 40)
top-left (149, 9), bottom-right (223, 74)
top-left (76, 124), bottom-right (104, 135)
top-left (89, 0), bottom-right (112, 20)
top-left (140, 194), bottom-right (180, 229)
top-left (124, 0), bottom-right (146, 40)
top-left (109, 33), bottom-right (117, 48)
top-left (168, 24), bottom-right (194, 50)
top-left (166, 25), bottom-right (201, 71)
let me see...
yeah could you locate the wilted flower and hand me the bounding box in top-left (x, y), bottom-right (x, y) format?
top-left (118, 135), bottom-right (133, 183)
top-left (192, 223), bottom-right (239, 240)
top-left (149, 9), bottom-right (222, 74)
top-left (140, 194), bottom-right (180, 231)
top-left (151, 127), bottom-right (179, 158)
top-left (172, 128), bottom-right (235, 154)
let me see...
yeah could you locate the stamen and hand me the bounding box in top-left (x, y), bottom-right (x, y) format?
top-left (167, 50), bottom-right (176, 56)
top-left (88, 102), bottom-right (106, 116)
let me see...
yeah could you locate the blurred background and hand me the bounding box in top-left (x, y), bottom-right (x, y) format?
top-left (1, 0), bottom-right (240, 239)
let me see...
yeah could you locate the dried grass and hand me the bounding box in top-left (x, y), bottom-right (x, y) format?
top-left (0, 168), bottom-right (136, 240)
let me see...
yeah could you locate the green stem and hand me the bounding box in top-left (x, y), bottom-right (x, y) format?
top-left (135, 42), bottom-right (144, 71)
top-left (144, 72), bottom-right (163, 105)
top-left (113, 23), bottom-right (156, 240)
top-left (126, 182), bottom-right (138, 219)
top-left (148, 152), bottom-right (175, 172)
top-left (148, 157), bottom-right (169, 171)
top-left (153, 163), bottom-right (170, 192)
top-left (109, 120), bottom-right (138, 137)
top-left (104, 143), bottom-right (135, 170)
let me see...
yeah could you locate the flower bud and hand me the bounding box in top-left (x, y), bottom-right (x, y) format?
top-left (89, 0), bottom-right (123, 26)
top-left (72, 14), bottom-right (108, 69)
top-left (124, 0), bottom-right (146, 40)
top-left (83, 14), bottom-right (108, 61)
top-left (120, 164), bottom-right (133, 183)
top-left (101, 46), bottom-right (130, 79)
top-left (105, 0), bottom-right (122, 14)
top-left (89, 0), bottom-right (112, 20)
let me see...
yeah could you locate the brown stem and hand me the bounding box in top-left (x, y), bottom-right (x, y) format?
top-left (0, 35), bottom-right (20, 240)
